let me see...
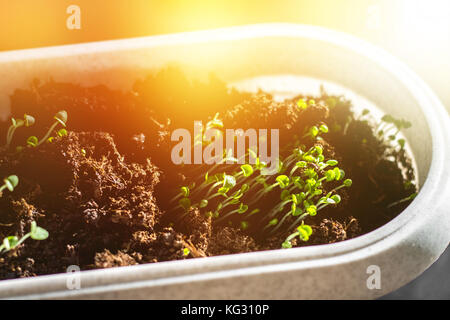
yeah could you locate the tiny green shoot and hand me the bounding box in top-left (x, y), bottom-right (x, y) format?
top-left (0, 175), bottom-right (19, 196)
top-left (0, 221), bottom-right (49, 254)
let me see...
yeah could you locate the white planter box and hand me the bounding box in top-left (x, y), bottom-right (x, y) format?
top-left (0, 24), bottom-right (448, 299)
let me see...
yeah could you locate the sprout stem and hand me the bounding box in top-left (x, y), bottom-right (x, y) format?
top-left (269, 210), bottom-right (294, 233)
top-left (6, 119), bottom-right (25, 148)
top-left (36, 121), bottom-right (60, 147)
top-left (286, 211), bottom-right (312, 232)
top-left (387, 192), bottom-right (417, 209)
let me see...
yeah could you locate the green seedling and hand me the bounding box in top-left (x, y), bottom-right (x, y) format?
top-left (303, 124), bottom-right (328, 140)
top-left (169, 118), bottom-right (352, 248)
top-left (239, 164), bottom-right (254, 177)
top-left (0, 175), bottom-right (19, 196)
top-left (342, 115), bottom-right (353, 135)
top-left (378, 114), bottom-right (412, 149)
top-left (26, 136), bottom-right (38, 147)
top-left (198, 199), bottom-right (209, 208)
top-left (193, 112), bottom-right (224, 148)
top-left (295, 98), bottom-right (317, 111)
top-left (31, 110), bottom-right (68, 147)
top-left (179, 197), bottom-right (191, 211)
top-left (216, 202), bottom-right (248, 222)
top-left (387, 192), bottom-right (417, 209)
top-left (57, 128), bottom-right (68, 138)
top-left (375, 114), bottom-right (418, 209)
top-left (296, 98), bottom-right (308, 110)
top-left (206, 113), bottom-right (223, 130)
top-left (282, 222), bottom-right (313, 248)
top-left (5, 114), bottom-right (35, 148)
top-left (240, 221), bottom-right (249, 230)
top-left (0, 221), bottom-right (49, 254)
top-left (170, 185), bottom-right (190, 204)
top-left (20, 111), bottom-right (69, 149)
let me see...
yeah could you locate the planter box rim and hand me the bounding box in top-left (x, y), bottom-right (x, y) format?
top-left (0, 24), bottom-right (448, 299)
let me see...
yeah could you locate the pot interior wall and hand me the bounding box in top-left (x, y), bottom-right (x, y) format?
top-left (0, 35), bottom-right (432, 185)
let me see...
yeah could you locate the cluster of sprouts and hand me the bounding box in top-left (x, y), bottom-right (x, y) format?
top-left (0, 175), bottom-right (19, 196)
top-left (0, 111), bottom-right (67, 256)
top-left (5, 110), bottom-right (68, 150)
top-left (359, 110), bottom-right (417, 207)
top-left (171, 105), bottom-right (352, 248)
top-left (171, 96), bottom-right (419, 251)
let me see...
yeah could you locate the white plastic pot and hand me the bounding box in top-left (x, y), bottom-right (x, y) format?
top-left (0, 24), bottom-right (448, 299)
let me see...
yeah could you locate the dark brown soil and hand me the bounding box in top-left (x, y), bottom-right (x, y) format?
top-left (0, 68), bottom-right (417, 280)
